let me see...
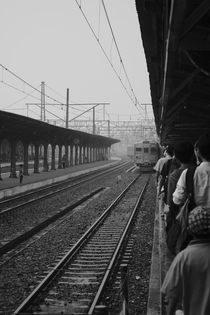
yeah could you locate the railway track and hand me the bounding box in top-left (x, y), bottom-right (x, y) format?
top-left (0, 162), bottom-right (132, 257)
top-left (0, 163), bottom-right (135, 261)
top-left (0, 161), bottom-right (129, 214)
top-left (13, 173), bottom-right (150, 315)
top-left (0, 187), bottom-right (104, 259)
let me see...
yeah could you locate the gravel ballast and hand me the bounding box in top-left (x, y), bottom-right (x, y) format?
top-left (0, 170), bottom-right (157, 315)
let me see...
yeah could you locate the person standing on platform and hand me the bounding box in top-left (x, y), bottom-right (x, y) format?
top-left (154, 145), bottom-right (174, 214)
top-left (154, 145), bottom-right (173, 193)
top-left (158, 146), bottom-right (180, 204)
top-left (19, 164), bottom-right (23, 184)
top-left (173, 133), bottom-right (210, 211)
top-left (161, 207), bottom-right (210, 315)
top-left (62, 154), bottom-right (66, 169)
top-left (166, 142), bottom-right (194, 234)
top-left (0, 163), bottom-right (2, 180)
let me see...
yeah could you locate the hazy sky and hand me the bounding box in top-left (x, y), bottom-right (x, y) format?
top-left (0, 0), bottom-right (153, 123)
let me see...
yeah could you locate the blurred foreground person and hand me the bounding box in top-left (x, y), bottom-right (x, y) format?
top-left (161, 207), bottom-right (210, 315)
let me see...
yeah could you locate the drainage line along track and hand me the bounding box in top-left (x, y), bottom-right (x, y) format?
top-left (13, 174), bottom-right (150, 315)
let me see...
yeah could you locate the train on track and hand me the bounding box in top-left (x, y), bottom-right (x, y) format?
top-left (134, 140), bottom-right (159, 172)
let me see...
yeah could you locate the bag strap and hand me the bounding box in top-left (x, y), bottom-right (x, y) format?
top-left (166, 158), bottom-right (173, 174)
top-left (185, 165), bottom-right (197, 210)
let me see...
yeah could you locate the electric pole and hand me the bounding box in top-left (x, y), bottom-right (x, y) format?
top-left (66, 88), bottom-right (69, 129)
top-left (93, 106), bottom-right (96, 134)
top-left (41, 81), bottom-right (45, 122)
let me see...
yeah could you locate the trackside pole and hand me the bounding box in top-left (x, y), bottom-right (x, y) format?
top-left (120, 264), bottom-right (129, 315)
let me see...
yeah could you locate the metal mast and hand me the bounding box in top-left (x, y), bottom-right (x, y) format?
top-left (41, 81), bottom-right (45, 122)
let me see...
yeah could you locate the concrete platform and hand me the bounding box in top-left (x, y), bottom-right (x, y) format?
top-left (147, 198), bottom-right (174, 315)
top-left (0, 159), bottom-right (119, 200)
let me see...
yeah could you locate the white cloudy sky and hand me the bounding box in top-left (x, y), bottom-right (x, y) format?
top-left (0, 0), bottom-right (153, 123)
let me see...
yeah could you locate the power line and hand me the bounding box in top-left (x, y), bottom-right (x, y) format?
top-left (0, 64), bottom-right (109, 123)
top-left (2, 85), bottom-right (41, 110)
top-left (0, 64), bottom-right (64, 105)
top-left (0, 64), bottom-right (69, 120)
top-left (45, 83), bottom-right (104, 116)
top-left (1, 80), bottom-right (34, 96)
top-left (26, 102), bottom-right (66, 122)
top-left (69, 103), bottom-right (109, 122)
top-left (101, 0), bottom-right (142, 109)
top-left (45, 84), bottom-right (66, 101)
top-left (74, 0), bottom-right (144, 115)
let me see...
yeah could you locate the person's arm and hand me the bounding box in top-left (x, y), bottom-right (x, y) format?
top-left (154, 160), bottom-right (161, 185)
top-left (173, 170), bottom-right (187, 205)
top-left (158, 174), bottom-right (165, 195)
top-left (158, 161), bottom-right (168, 195)
top-left (156, 171), bottom-right (160, 185)
top-left (167, 173), bottom-right (174, 206)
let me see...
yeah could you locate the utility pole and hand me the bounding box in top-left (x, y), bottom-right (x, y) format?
top-left (26, 94), bottom-right (109, 131)
top-left (103, 104), bottom-right (105, 120)
top-left (108, 120), bottom-right (110, 137)
top-left (93, 106), bottom-right (96, 134)
top-left (66, 88), bottom-right (69, 129)
top-left (41, 81), bottom-right (45, 122)
top-left (141, 103), bottom-right (152, 120)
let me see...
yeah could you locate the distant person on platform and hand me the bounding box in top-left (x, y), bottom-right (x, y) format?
top-left (62, 155), bottom-right (66, 169)
top-left (0, 164), bottom-right (2, 180)
top-left (19, 164), bottom-right (23, 184)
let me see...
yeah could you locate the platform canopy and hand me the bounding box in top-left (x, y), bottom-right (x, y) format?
top-left (135, 0), bottom-right (210, 145)
top-left (0, 110), bottom-right (119, 147)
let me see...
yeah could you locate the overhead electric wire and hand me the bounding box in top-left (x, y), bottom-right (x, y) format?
top-left (69, 104), bottom-right (100, 122)
top-left (74, 0), bottom-right (143, 114)
top-left (0, 64), bottom-right (103, 123)
top-left (45, 83), bottom-right (100, 117)
top-left (0, 64), bottom-right (64, 105)
top-left (1, 80), bottom-right (36, 96)
top-left (2, 85), bottom-right (41, 110)
top-left (27, 107), bottom-right (42, 119)
top-left (1, 78), bottom-right (65, 120)
top-left (0, 64), bottom-right (69, 121)
top-left (32, 103), bottom-right (66, 122)
top-left (98, 0), bottom-right (101, 39)
top-left (101, 0), bottom-right (143, 110)
top-left (45, 84), bottom-right (66, 102)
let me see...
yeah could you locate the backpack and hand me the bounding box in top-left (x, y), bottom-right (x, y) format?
top-left (166, 165), bottom-right (196, 254)
top-left (161, 158), bottom-right (179, 203)
top-left (175, 165), bottom-right (197, 252)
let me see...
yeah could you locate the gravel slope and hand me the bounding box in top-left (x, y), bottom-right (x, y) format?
top-left (0, 170), bottom-right (156, 315)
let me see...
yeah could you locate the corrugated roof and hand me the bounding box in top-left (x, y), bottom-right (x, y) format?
top-left (135, 0), bottom-right (210, 145)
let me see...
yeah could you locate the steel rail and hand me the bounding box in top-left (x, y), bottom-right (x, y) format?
top-left (13, 174), bottom-right (141, 315)
top-left (0, 187), bottom-right (104, 257)
top-left (0, 161), bottom-right (129, 215)
top-left (88, 178), bottom-right (150, 314)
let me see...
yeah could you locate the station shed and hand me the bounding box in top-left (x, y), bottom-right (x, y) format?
top-left (0, 110), bottom-right (119, 178)
top-left (135, 0), bottom-right (210, 146)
